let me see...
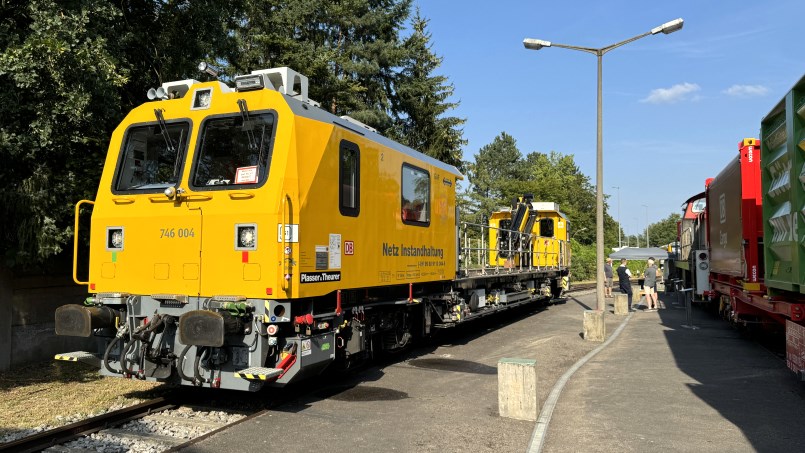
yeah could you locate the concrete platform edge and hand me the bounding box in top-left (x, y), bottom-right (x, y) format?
top-left (527, 311), bottom-right (633, 453)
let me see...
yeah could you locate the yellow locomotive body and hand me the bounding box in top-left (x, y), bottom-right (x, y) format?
top-left (56, 67), bottom-right (567, 391)
top-left (86, 75), bottom-right (456, 300)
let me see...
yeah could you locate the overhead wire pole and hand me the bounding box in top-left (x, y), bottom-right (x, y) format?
top-left (642, 204), bottom-right (649, 247)
top-left (612, 186), bottom-right (621, 248)
top-left (523, 18), bottom-right (684, 313)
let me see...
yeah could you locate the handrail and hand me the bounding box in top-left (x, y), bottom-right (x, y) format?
top-left (459, 221), bottom-right (568, 276)
top-left (72, 200), bottom-right (95, 285)
top-left (148, 194), bottom-right (213, 202)
top-left (183, 194), bottom-right (213, 202)
top-left (281, 194), bottom-right (292, 293)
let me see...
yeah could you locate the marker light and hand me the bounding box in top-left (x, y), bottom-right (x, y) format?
top-left (192, 88), bottom-right (213, 110)
top-left (266, 324), bottom-right (279, 336)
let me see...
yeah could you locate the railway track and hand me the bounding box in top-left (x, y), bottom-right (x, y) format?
top-left (566, 281), bottom-right (595, 293)
top-left (0, 395), bottom-right (259, 453)
top-left (3, 284), bottom-right (597, 453)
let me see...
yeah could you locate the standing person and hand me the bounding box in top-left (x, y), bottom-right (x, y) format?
top-left (616, 258), bottom-right (634, 312)
top-left (643, 258), bottom-right (659, 311)
top-left (604, 258), bottom-right (614, 298)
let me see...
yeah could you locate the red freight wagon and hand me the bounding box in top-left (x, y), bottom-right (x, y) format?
top-left (707, 138), bottom-right (763, 284)
top-left (708, 139), bottom-right (805, 327)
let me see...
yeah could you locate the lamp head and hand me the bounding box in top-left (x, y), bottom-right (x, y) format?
top-left (523, 38), bottom-right (552, 50)
top-left (651, 18), bottom-right (684, 35)
top-left (198, 61), bottom-right (220, 78)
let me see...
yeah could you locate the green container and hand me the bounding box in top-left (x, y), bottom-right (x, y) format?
top-left (761, 74), bottom-right (805, 293)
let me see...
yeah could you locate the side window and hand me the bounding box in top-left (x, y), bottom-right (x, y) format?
top-left (339, 141), bottom-right (360, 217)
top-left (539, 218), bottom-right (554, 237)
top-left (401, 164), bottom-right (430, 226)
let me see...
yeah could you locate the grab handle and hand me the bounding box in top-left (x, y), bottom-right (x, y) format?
top-left (281, 194), bottom-right (292, 292)
top-left (72, 200), bottom-right (95, 285)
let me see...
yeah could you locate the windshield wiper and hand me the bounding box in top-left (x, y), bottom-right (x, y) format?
top-left (237, 99), bottom-right (258, 150)
top-left (154, 108), bottom-right (183, 180)
top-left (154, 109), bottom-right (176, 154)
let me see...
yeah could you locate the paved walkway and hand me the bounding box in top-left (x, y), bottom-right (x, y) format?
top-left (541, 292), bottom-right (805, 452)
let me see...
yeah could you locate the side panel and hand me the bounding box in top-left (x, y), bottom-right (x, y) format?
top-left (708, 157), bottom-right (743, 276)
top-left (706, 140), bottom-right (762, 281)
top-left (293, 118), bottom-right (459, 297)
top-left (761, 77), bottom-right (805, 293)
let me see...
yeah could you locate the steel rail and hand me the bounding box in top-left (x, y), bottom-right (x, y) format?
top-left (1, 397), bottom-right (176, 453)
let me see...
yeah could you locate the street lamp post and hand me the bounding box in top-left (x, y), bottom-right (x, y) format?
top-left (635, 218), bottom-right (640, 248)
top-left (642, 204), bottom-right (650, 247)
top-left (523, 18), bottom-right (683, 313)
top-left (612, 186), bottom-right (621, 248)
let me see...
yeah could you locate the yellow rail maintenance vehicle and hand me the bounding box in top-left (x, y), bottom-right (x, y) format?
top-left (487, 197), bottom-right (570, 269)
top-left (55, 65), bottom-right (569, 392)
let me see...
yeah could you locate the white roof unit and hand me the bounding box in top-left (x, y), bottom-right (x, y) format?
top-left (530, 202), bottom-right (560, 212)
top-left (250, 67), bottom-right (309, 103)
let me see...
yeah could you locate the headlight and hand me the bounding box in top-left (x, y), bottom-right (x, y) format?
top-left (107, 227), bottom-right (124, 250)
top-left (235, 224), bottom-right (257, 250)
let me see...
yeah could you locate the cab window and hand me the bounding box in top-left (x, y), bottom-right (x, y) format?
top-left (114, 121), bottom-right (190, 192)
top-left (539, 218), bottom-right (554, 237)
top-left (191, 112), bottom-right (276, 189)
top-left (339, 141), bottom-right (360, 216)
top-left (401, 164), bottom-right (430, 226)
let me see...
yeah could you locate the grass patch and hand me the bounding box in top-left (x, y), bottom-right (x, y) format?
top-left (0, 360), bottom-right (171, 435)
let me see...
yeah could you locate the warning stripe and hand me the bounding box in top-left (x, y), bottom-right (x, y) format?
top-left (54, 355), bottom-right (78, 362)
top-left (234, 372), bottom-right (268, 381)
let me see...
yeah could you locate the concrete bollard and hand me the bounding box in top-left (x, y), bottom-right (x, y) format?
top-left (498, 358), bottom-right (538, 421)
top-left (614, 294), bottom-right (629, 315)
top-left (583, 310), bottom-right (605, 342)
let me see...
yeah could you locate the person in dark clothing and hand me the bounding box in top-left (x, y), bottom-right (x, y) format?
top-left (616, 258), bottom-right (634, 312)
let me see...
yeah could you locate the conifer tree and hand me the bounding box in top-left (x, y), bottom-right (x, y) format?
top-left (466, 132), bottom-right (528, 220)
top-left (390, 9), bottom-right (465, 168)
top-left (235, 0), bottom-right (412, 132)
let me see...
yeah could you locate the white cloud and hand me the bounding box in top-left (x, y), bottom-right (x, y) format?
top-left (640, 83), bottom-right (701, 104)
top-left (723, 84), bottom-right (769, 97)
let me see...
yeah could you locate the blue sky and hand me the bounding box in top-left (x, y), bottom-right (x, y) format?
top-left (415, 0), bottom-right (805, 239)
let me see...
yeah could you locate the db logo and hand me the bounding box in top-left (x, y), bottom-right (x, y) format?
top-left (344, 241), bottom-right (354, 255)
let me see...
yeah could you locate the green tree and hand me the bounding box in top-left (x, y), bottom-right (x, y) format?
top-left (0, 0), bottom-right (240, 271)
top-left (465, 132), bottom-right (528, 221)
top-left (389, 8), bottom-right (465, 168)
top-left (521, 151), bottom-right (619, 248)
top-left (648, 212), bottom-right (681, 247)
top-left (234, 0), bottom-right (412, 132)
top-left (113, 0), bottom-right (243, 110)
top-left (0, 0), bottom-right (126, 268)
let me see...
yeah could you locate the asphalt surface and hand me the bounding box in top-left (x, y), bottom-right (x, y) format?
top-left (180, 290), bottom-right (805, 453)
